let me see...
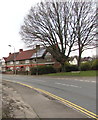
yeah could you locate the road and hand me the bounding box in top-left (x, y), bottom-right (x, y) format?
top-left (2, 74), bottom-right (96, 115)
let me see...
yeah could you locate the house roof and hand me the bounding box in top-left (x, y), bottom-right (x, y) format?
top-left (31, 48), bottom-right (46, 59)
top-left (16, 49), bottom-right (36, 61)
top-left (3, 57), bottom-right (7, 61)
top-left (81, 57), bottom-right (93, 62)
top-left (6, 53), bottom-right (19, 62)
top-left (4, 47), bottom-right (47, 62)
top-left (69, 56), bottom-right (78, 62)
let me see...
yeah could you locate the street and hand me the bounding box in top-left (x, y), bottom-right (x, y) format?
top-left (2, 74), bottom-right (96, 115)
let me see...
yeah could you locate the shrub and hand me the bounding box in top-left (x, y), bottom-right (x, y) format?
top-left (16, 71), bottom-right (29, 75)
top-left (91, 59), bottom-right (98, 70)
top-left (64, 62), bottom-right (78, 72)
top-left (55, 67), bottom-right (62, 72)
top-left (80, 62), bottom-right (91, 71)
top-left (64, 62), bottom-right (71, 72)
top-left (31, 65), bottom-right (56, 75)
top-left (70, 65), bottom-right (79, 71)
top-left (7, 69), bottom-right (12, 71)
top-left (30, 67), bottom-right (37, 75)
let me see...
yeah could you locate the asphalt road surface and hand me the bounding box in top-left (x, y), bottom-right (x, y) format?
top-left (2, 74), bottom-right (96, 115)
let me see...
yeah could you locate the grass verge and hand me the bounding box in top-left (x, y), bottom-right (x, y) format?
top-left (47, 70), bottom-right (97, 77)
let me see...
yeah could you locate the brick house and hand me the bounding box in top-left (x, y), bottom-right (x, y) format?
top-left (69, 56), bottom-right (93, 65)
top-left (0, 57), bottom-right (7, 72)
top-left (4, 45), bottom-right (60, 72)
top-left (0, 59), bottom-right (1, 72)
top-left (69, 56), bottom-right (78, 65)
top-left (81, 57), bottom-right (93, 63)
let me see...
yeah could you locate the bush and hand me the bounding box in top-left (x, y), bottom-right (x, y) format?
top-left (63, 62), bottom-right (70, 72)
top-left (30, 67), bottom-right (37, 75)
top-left (16, 71), bottom-right (29, 75)
top-left (7, 69), bottom-right (12, 71)
top-left (64, 62), bottom-right (79, 72)
top-left (80, 62), bottom-right (91, 71)
top-left (55, 67), bottom-right (62, 72)
top-left (31, 65), bottom-right (56, 75)
top-left (91, 59), bottom-right (98, 70)
top-left (70, 65), bottom-right (79, 71)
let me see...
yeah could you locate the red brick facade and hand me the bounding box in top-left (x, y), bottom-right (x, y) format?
top-left (4, 47), bottom-right (60, 72)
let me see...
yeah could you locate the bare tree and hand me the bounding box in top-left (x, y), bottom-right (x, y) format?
top-left (20, 1), bottom-right (77, 71)
top-left (73, 1), bottom-right (97, 68)
top-left (20, 1), bottom-right (97, 71)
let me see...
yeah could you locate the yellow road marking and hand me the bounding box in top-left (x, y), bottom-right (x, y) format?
top-left (4, 80), bottom-right (97, 119)
top-left (37, 89), bottom-right (97, 118)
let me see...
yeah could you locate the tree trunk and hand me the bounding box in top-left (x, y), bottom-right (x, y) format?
top-left (61, 63), bottom-right (66, 72)
top-left (78, 51), bottom-right (82, 70)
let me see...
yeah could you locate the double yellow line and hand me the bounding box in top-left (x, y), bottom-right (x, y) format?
top-left (5, 80), bottom-right (98, 119)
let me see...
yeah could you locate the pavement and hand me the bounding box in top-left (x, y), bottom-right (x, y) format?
top-left (2, 81), bottom-right (38, 119)
top-left (0, 81), bottom-right (2, 119)
top-left (2, 80), bottom-right (94, 119)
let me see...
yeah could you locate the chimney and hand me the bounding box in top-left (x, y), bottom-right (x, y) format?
top-left (36, 45), bottom-right (40, 50)
top-left (9, 53), bottom-right (11, 56)
top-left (19, 49), bottom-right (23, 53)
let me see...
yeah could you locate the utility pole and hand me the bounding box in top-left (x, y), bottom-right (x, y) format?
top-left (8, 45), bottom-right (16, 74)
top-left (36, 48), bottom-right (38, 75)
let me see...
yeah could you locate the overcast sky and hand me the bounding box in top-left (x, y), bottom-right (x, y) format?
top-left (0, 0), bottom-right (42, 59)
top-left (0, 0), bottom-right (96, 59)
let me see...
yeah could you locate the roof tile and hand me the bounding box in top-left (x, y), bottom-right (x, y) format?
top-left (5, 48), bottom-right (46, 61)
top-left (16, 49), bottom-right (36, 61)
top-left (6, 53), bottom-right (19, 62)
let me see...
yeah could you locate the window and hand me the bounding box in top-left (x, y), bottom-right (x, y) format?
top-left (2, 62), bottom-right (5, 65)
top-left (10, 67), bottom-right (13, 70)
top-left (16, 61), bottom-right (19, 64)
top-left (25, 66), bottom-right (30, 71)
top-left (10, 61), bottom-right (13, 64)
top-left (46, 58), bottom-right (52, 62)
top-left (32, 60), bottom-right (36, 63)
top-left (25, 60), bottom-right (29, 63)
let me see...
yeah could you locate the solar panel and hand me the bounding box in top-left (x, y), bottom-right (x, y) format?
top-left (31, 48), bottom-right (46, 58)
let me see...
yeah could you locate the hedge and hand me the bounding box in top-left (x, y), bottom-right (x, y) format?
top-left (91, 59), bottom-right (98, 70)
top-left (80, 62), bottom-right (91, 71)
top-left (64, 62), bottom-right (78, 72)
top-left (31, 65), bottom-right (56, 75)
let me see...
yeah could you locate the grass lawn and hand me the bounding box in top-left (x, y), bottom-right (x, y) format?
top-left (47, 70), bottom-right (97, 77)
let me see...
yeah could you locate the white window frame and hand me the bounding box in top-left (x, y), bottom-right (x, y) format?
top-left (32, 60), bottom-right (36, 63)
top-left (16, 61), bottom-right (19, 64)
top-left (10, 61), bottom-right (13, 64)
top-left (10, 67), bottom-right (13, 70)
top-left (46, 58), bottom-right (52, 62)
top-left (25, 60), bottom-right (30, 63)
top-left (25, 66), bottom-right (30, 71)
